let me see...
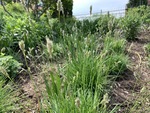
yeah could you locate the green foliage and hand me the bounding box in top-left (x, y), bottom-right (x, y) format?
top-left (78, 19), bottom-right (98, 35)
top-left (119, 13), bottom-right (140, 41)
top-left (103, 37), bottom-right (126, 54)
top-left (24, 0), bottom-right (73, 18)
top-left (119, 6), bottom-right (150, 41)
top-left (5, 3), bottom-right (26, 16)
top-left (41, 31), bottom-right (129, 112)
top-left (65, 50), bottom-right (108, 91)
top-left (144, 43), bottom-right (150, 66)
top-left (62, 33), bottom-right (98, 59)
top-left (0, 78), bottom-right (19, 112)
top-left (62, 0), bottom-right (73, 17)
top-left (0, 13), bottom-right (5, 35)
top-left (0, 15), bottom-right (51, 51)
top-left (1, 4), bottom-right (149, 112)
top-left (126, 0), bottom-right (148, 8)
top-left (102, 37), bottom-right (128, 75)
top-left (127, 6), bottom-right (150, 24)
top-left (42, 73), bottom-right (107, 113)
top-left (97, 15), bottom-right (118, 36)
top-left (132, 6), bottom-right (150, 28)
top-left (144, 43), bottom-right (150, 54)
top-left (105, 53), bottom-right (128, 75)
top-left (0, 55), bottom-right (22, 79)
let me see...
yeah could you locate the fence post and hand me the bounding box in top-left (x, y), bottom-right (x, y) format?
top-left (90, 5), bottom-right (92, 15)
top-left (100, 10), bottom-right (102, 15)
top-left (107, 11), bottom-right (110, 17)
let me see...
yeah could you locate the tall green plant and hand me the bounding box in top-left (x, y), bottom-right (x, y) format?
top-left (65, 50), bottom-right (109, 91)
top-left (119, 13), bottom-right (140, 41)
top-left (42, 73), bottom-right (108, 113)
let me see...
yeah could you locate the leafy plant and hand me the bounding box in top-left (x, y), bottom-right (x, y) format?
top-left (144, 43), bottom-right (150, 54)
top-left (5, 3), bottom-right (26, 16)
top-left (119, 11), bottom-right (140, 41)
top-left (97, 15), bottom-right (118, 37)
top-left (126, 0), bottom-right (148, 8)
top-left (0, 55), bottom-right (22, 79)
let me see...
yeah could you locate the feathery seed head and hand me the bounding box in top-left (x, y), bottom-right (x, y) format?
top-left (75, 97), bottom-right (81, 108)
top-left (57, 0), bottom-right (63, 12)
top-left (19, 40), bottom-right (25, 51)
top-left (46, 37), bottom-right (53, 58)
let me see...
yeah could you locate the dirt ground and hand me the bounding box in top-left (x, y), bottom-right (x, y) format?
top-left (110, 31), bottom-right (150, 113)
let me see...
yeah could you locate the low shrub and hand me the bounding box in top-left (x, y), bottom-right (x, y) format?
top-left (119, 8), bottom-right (142, 41)
top-left (0, 55), bottom-right (22, 79)
top-left (96, 15), bottom-right (118, 37)
top-left (0, 15), bottom-right (51, 52)
top-left (6, 3), bottom-right (26, 16)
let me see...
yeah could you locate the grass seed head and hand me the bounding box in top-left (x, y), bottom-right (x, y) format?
top-left (75, 97), bottom-right (81, 108)
top-left (19, 40), bottom-right (25, 51)
top-left (57, 0), bottom-right (64, 12)
top-left (46, 37), bottom-right (53, 58)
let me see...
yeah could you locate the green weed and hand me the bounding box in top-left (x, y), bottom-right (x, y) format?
top-left (0, 55), bottom-right (22, 79)
top-left (0, 77), bottom-right (20, 112)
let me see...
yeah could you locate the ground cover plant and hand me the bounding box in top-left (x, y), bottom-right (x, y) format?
top-left (0, 77), bottom-right (20, 112)
top-left (0, 54), bottom-right (22, 79)
top-left (0, 2), bottom-right (150, 113)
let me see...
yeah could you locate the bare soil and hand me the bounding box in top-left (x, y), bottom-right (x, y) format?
top-left (110, 31), bottom-right (150, 113)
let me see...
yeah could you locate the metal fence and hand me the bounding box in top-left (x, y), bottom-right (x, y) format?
top-left (75, 9), bottom-right (126, 20)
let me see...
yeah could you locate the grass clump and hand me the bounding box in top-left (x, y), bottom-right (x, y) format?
top-left (97, 15), bottom-right (118, 37)
top-left (42, 73), bottom-right (109, 113)
top-left (102, 36), bottom-right (128, 75)
top-left (65, 50), bottom-right (109, 92)
top-left (0, 77), bottom-right (20, 112)
top-left (102, 36), bottom-right (126, 54)
top-left (41, 33), bottom-right (128, 112)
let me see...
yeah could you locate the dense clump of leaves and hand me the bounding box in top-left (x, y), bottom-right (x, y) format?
top-left (0, 55), bottom-right (22, 79)
top-left (126, 0), bottom-right (148, 8)
top-left (97, 15), bottom-right (118, 36)
top-left (119, 14), bottom-right (140, 41)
